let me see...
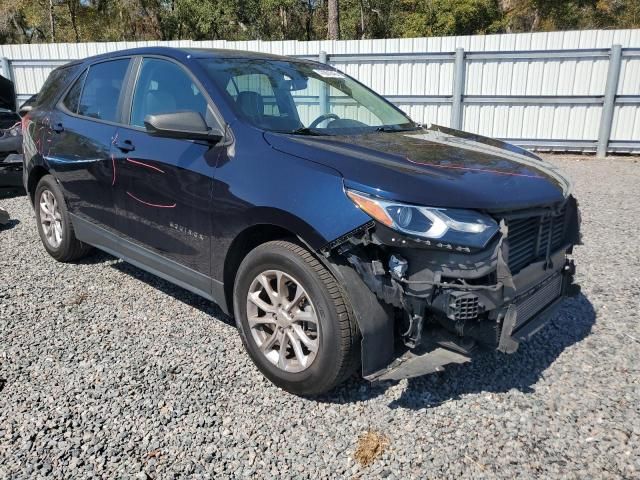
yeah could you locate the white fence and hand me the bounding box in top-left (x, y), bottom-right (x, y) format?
top-left (1, 29), bottom-right (639, 155)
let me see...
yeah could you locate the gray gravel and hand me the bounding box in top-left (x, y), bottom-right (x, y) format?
top-left (1, 155), bottom-right (639, 479)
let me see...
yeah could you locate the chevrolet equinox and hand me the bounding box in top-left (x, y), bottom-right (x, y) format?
top-left (23, 48), bottom-right (580, 395)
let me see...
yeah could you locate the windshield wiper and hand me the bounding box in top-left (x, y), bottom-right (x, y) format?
top-left (287, 127), bottom-right (327, 136)
top-left (376, 125), bottom-right (421, 133)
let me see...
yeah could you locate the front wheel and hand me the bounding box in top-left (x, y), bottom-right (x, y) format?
top-left (233, 240), bottom-right (360, 396)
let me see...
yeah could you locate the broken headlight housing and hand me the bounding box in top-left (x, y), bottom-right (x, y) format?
top-left (346, 189), bottom-right (499, 250)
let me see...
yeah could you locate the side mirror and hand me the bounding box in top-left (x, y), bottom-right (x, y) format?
top-left (144, 111), bottom-right (223, 142)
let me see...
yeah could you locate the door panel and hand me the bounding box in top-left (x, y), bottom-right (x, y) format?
top-left (111, 57), bottom-right (223, 276)
top-left (48, 58), bottom-right (130, 233)
top-left (111, 128), bottom-right (217, 275)
top-left (49, 113), bottom-right (118, 231)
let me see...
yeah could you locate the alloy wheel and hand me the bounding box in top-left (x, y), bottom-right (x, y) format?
top-left (246, 270), bottom-right (320, 373)
top-left (39, 189), bottom-right (63, 249)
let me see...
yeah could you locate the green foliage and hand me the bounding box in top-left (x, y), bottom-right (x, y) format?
top-left (393, 0), bottom-right (505, 37)
top-left (0, 0), bottom-right (637, 44)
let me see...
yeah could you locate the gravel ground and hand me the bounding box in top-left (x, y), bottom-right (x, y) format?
top-left (1, 155), bottom-right (639, 479)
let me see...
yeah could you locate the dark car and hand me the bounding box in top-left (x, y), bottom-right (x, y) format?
top-left (23, 48), bottom-right (580, 395)
top-left (18, 93), bottom-right (38, 117)
top-left (0, 75), bottom-right (24, 195)
top-left (0, 74), bottom-right (19, 128)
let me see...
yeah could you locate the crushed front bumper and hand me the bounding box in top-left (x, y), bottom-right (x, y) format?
top-left (326, 196), bottom-right (581, 382)
top-left (366, 258), bottom-right (577, 382)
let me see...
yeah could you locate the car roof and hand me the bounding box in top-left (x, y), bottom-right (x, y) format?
top-left (76, 46), bottom-right (318, 65)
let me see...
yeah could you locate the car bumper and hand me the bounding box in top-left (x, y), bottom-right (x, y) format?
top-left (0, 153), bottom-right (24, 191)
top-left (365, 253), bottom-right (577, 382)
top-left (327, 197), bottom-right (581, 382)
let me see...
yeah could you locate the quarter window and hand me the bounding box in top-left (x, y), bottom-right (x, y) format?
top-left (78, 59), bottom-right (129, 122)
top-left (37, 64), bottom-right (82, 108)
top-left (130, 58), bottom-right (210, 128)
top-left (62, 70), bottom-right (87, 114)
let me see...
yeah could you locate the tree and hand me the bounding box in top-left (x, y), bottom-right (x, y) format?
top-left (391, 0), bottom-right (504, 38)
top-left (497, 0), bottom-right (640, 32)
top-left (328, 0), bottom-right (340, 39)
top-left (0, 0), bottom-right (637, 44)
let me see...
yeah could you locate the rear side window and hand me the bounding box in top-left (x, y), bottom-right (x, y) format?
top-left (78, 59), bottom-right (129, 122)
top-left (62, 70), bottom-right (87, 113)
top-left (37, 64), bottom-right (82, 107)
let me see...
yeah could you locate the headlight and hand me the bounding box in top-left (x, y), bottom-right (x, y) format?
top-left (5, 122), bottom-right (21, 137)
top-left (346, 189), bottom-right (499, 250)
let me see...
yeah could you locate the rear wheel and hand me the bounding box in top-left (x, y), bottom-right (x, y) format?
top-left (34, 175), bottom-right (92, 262)
top-left (233, 240), bottom-right (360, 396)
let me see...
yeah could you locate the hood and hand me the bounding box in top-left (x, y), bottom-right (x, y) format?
top-left (0, 75), bottom-right (16, 113)
top-left (264, 125), bottom-right (570, 211)
top-left (0, 111), bottom-right (20, 130)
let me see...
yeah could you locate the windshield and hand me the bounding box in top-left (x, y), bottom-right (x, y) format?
top-left (199, 57), bottom-right (417, 135)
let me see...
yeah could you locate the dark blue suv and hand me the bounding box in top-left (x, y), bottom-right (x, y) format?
top-left (23, 48), bottom-right (580, 395)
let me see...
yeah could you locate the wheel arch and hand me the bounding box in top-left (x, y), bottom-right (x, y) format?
top-left (27, 165), bottom-right (51, 205)
top-left (222, 223), bottom-right (317, 316)
top-left (221, 219), bottom-right (394, 379)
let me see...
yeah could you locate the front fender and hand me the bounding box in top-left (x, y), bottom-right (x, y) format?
top-left (211, 128), bottom-right (372, 280)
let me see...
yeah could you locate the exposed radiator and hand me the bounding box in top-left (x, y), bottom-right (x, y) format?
top-left (506, 205), bottom-right (568, 274)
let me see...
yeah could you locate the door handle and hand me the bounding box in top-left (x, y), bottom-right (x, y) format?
top-left (116, 139), bottom-right (135, 152)
top-left (52, 122), bottom-right (64, 133)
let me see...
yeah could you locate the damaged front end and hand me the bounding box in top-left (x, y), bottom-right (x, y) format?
top-left (323, 196), bottom-right (581, 382)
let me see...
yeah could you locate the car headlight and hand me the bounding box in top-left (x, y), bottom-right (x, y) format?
top-left (346, 189), bottom-right (499, 250)
top-left (5, 122), bottom-right (21, 137)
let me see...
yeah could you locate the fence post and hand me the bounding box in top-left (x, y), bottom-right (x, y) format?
top-left (597, 44), bottom-right (622, 158)
top-left (0, 57), bottom-right (17, 111)
top-left (451, 47), bottom-right (465, 130)
top-left (0, 57), bottom-right (13, 82)
top-left (318, 50), bottom-right (329, 116)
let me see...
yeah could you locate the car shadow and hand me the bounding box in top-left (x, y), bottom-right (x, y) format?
top-left (70, 250), bottom-right (596, 407)
top-left (74, 249), bottom-right (118, 265)
top-left (0, 188), bottom-right (26, 199)
top-left (104, 256), bottom-right (234, 327)
top-left (317, 293), bottom-right (596, 409)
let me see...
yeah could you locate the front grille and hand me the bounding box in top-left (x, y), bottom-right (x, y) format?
top-left (506, 205), bottom-right (568, 274)
top-left (514, 273), bottom-right (563, 330)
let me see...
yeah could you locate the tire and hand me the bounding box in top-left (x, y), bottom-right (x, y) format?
top-left (34, 174), bottom-right (92, 262)
top-left (233, 240), bottom-right (360, 396)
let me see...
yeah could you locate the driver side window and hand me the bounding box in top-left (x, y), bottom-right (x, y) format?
top-left (225, 73), bottom-right (281, 117)
top-left (130, 58), bottom-right (213, 128)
